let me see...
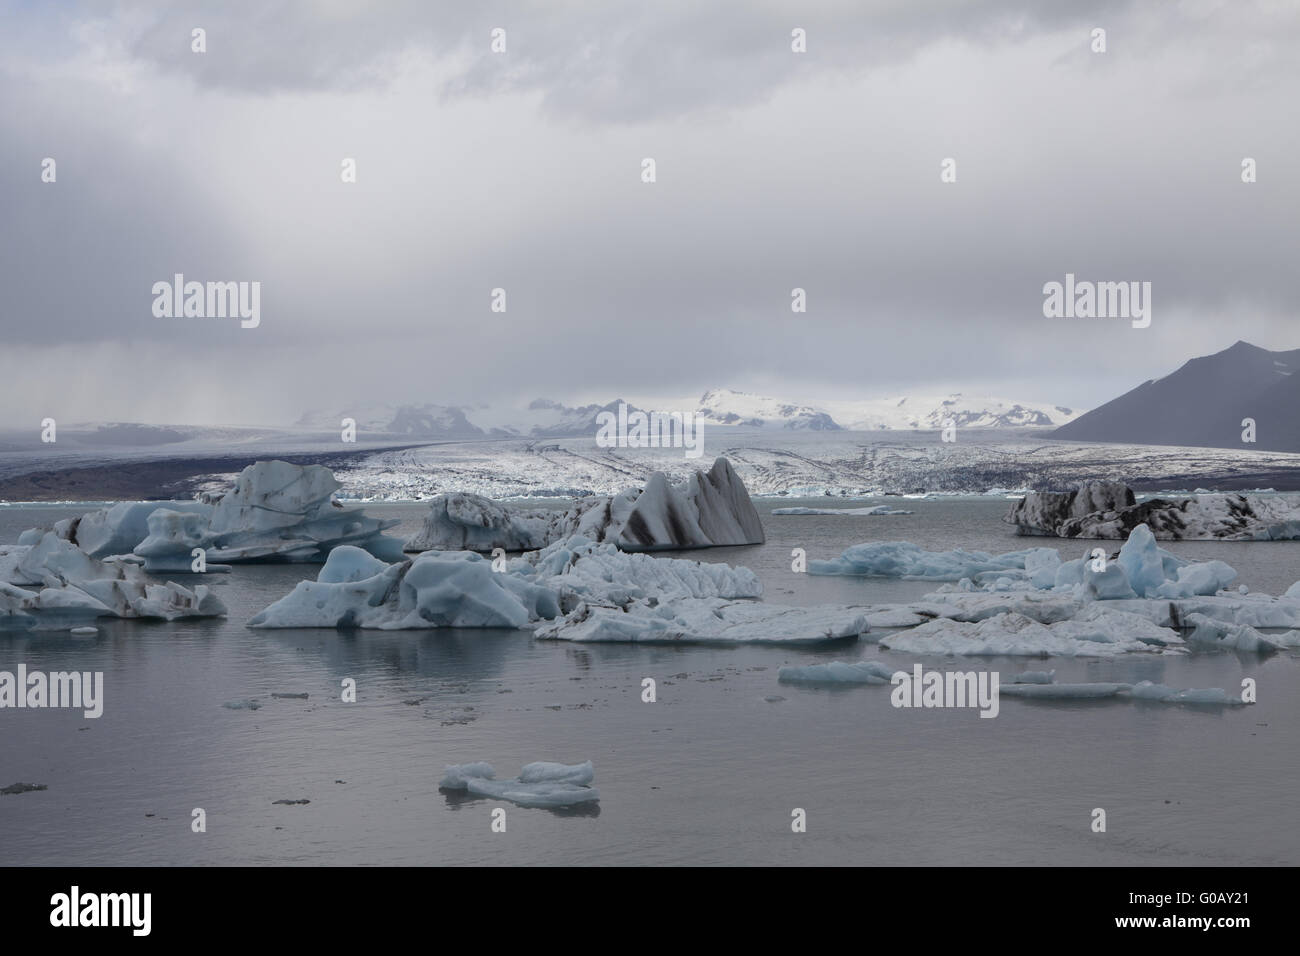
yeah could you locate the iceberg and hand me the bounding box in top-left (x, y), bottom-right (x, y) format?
top-left (878, 610), bottom-right (1178, 657)
top-left (18, 461), bottom-right (405, 566)
top-left (1182, 613), bottom-right (1286, 652)
top-left (0, 532), bottom-right (226, 631)
top-left (405, 457), bottom-right (764, 552)
top-left (1007, 481), bottom-right (1300, 540)
top-left (69, 501), bottom-right (213, 558)
top-left (249, 535), bottom-right (770, 637)
top-left (1125, 681), bottom-right (1247, 705)
top-left (248, 547), bottom-right (560, 630)
top-left (535, 598), bottom-right (868, 644)
top-left (438, 761), bottom-right (599, 809)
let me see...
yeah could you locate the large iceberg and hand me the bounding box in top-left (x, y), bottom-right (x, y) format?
top-left (1007, 481), bottom-right (1300, 540)
top-left (249, 546), bottom-right (560, 630)
top-left (405, 457), bottom-right (765, 552)
top-left (250, 533), bottom-right (865, 643)
top-left (19, 461), bottom-right (405, 567)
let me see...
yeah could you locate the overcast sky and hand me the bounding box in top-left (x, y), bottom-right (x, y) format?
top-left (2, 0), bottom-right (1297, 426)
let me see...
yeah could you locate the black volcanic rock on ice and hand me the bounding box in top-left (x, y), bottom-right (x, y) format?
top-left (1007, 479), bottom-right (1300, 540)
top-left (1051, 341), bottom-right (1300, 452)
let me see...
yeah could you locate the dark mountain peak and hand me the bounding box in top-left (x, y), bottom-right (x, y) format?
top-left (1052, 340), bottom-right (1300, 452)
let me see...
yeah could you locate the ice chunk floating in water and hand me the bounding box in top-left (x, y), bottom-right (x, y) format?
top-left (16, 460), bottom-right (405, 566)
top-left (438, 761), bottom-right (599, 808)
top-left (0, 532), bottom-right (226, 631)
top-left (1007, 480), bottom-right (1300, 540)
top-left (777, 660), bottom-right (897, 684)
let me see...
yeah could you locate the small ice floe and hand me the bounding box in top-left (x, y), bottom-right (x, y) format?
top-left (1, 782), bottom-right (48, 795)
top-left (438, 761), bottom-right (599, 809)
top-left (1124, 681), bottom-right (1247, 705)
top-left (222, 698), bottom-right (261, 710)
top-left (808, 541), bottom-right (1057, 580)
top-left (70, 626), bottom-right (98, 636)
top-left (771, 506), bottom-right (913, 516)
top-left (1183, 614), bottom-right (1289, 652)
top-left (777, 660), bottom-right (897, 685)
top-left (999, 682), bottom-right (1127, 699)
top-left (878, 610), bottom-right (1178, 657)
top-left (535, 599), bottom-right (868, 644)
top-left (1010, 669), bottom-right (1056, 684)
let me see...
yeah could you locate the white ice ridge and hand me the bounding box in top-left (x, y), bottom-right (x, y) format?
top-left (1006, 480), bottom-right (1300, 540)
top-left (404, 456), bottom-right (765, 552)
top-left (17, 461), bottom-right (406, 568)
top-left (533, 598), bottom-right (869, 644)
top-left (0, 532), bottom-right (226, 631)
top-left (770, 505), bottom-right (913, 516)
top-left (438, 761), bottom-right (599, 808)
top-left (878, 609), bottom-right (1181, 657)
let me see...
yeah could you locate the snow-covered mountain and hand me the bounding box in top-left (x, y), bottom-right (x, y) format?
top-left (694, 389), bottom-right (1080, 431)
top-left (294, 390), bottom-right (1080, 440)
top-left (294, 404), bottom-right (487, 439)
top-left (695, 389), bottom-right (840, 429)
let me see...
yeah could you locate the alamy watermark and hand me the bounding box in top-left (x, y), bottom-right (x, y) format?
top-left (891, 664), bottom-right (999, 718)
top-left (152, 274), bottom-right (260, 328)
top-left (0, 664), bottom-right (103, 718)
top-left (1042, 273), bottom-right (1150, 328)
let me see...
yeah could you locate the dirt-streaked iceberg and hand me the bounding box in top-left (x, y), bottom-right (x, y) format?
top-left (1006, 481), bottom-right (1300, 540)
top-left (405, 457), bottom-right (764, 552)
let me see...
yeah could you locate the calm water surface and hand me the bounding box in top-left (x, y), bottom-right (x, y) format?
top-left (1, 499), bottom-right (1297, 865)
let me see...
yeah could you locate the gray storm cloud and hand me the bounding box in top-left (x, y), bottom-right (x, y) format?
top-left (1, 0), bottom-right (1297, 425)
